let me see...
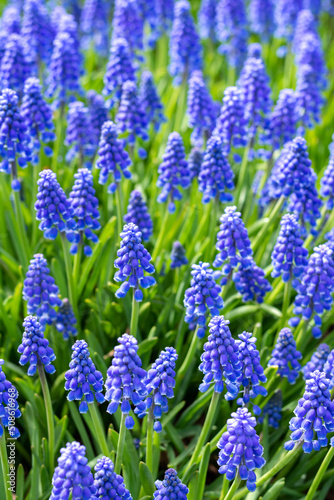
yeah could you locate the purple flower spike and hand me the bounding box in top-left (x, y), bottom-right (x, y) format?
top-left (187, 70), bottom-right (216, 147)
top-left (55, 299), bottom-right (78, 341)
top-left (268, 328), bottom-right (302, 384)
top-left (86, 90), bottom-right (109, 148)
top-left (112, 0), bottom-right (144, 55)
top-left (139, 71), bottom-right (166, 132)
top-left (65, 101), bottom-right (96, 167)
top-left (103, 37), bottom-right (136, 102)
top-left (233, 258), bottom-right (272, 304)
top-left (259, 390), bottom-right (282, 429)
top-left (249, 0), bottom-right (275, 41)
top-left (80, 0), bottom-right (110, 56)
top-left (275, 0), bottom-right (303, 41)
top-left (0, 34), bottom-right (31, 97)
top-left (22, 0), bottom-right (53, 66)
top-left (94, 456), bottom-right (132, 499)
top-left (321, 153), bottom-right (334, 210)
top-left (170, 241), bottom-right (188, 269)
top-left (18, 316), bottom-right (56, 376)
top-left (270, 89), bottom-right (297, 151)
top-left (216, 0), bottom-right (248, 69)
top-left (302, 343), bottom-right (330, 380)
top-left (198, 0), bottom-right (218, 41)
top-left (124, 190), bottom-right (153, 242)
top-left (154, 469), bottom-right (189, 499)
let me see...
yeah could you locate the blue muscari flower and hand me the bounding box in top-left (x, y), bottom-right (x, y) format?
top-left (35, 169), bottom-right (78, 242)
top-left (275, 0), bottom-right (303, 41)
top-left (114, 223), bottom-right (156, 301)
top-left (22, 0), bottom-right (53, 66)
top-left (20, 77), bottom-right (55, 164)
top-left (0, 360), bottom-right (20, 438)
top-left (213, 86), bottom-right (248, 163)
top-left (124, 190), bottom-right (153, 242)
top-left (86, 90), bottom-right (109, 148)
top-left (135, 347), bottom-right (178, 432)
top-left (112, 0), bottom-right (144, 55)
top-left (320, 153), bottom-right (334, 210)
top-left (293, 9), bottom-right (317, 54)
top-left (157, 131), bottom-right (190, 213)
top-left (303, 0), bottom-right (322, 18)
top-left (116, 80), bottom-right (149, 156)
top-left (184, 261), bottom-right (223, 339)
top-left (268, 328), bottom-right (302, 384)
top-left (187, 71), bottom-right (216, 147)
top-left (154, 469), bottom-right (188, 500)
top-left (169, 0), bottom-right (203, 85)
top-left (285, 370), bottom-right (334, 453)
top-left (199, 316), bottom-right (241, 398)
top-left (50, 442), bottom-right (97, 500)
top-left (1, 6), bottom-right (21, 35)
top-left (216, 0), bottom-right (248, 69)
top-left (46, 31), bottom-right (81, 109)
top-left (289, 244), bottom-right (334, 339)
top-left (139, 71), bottom-right (166, 132)
top-left (103, 37), bottom-right (136, 102)
top-left (65, 101), bottom-right (95, 166)
top-left (18, 316), bottom-right (56, 376)
top-left (198, 0), bottom-right (218, 41)
top-left (295, 33), bottom-right (326, 91)
top-left (0, 88), bottom-right (32, 190)
top-left (95, 120), bottom-right (132, 194)
top-left (0, 34), bottom-right (30, 97)
top-left (213, 206), bottom-right (253, 279)
top-left (269, 89), bottom-right (297, 151)
top-left (236, 331), bottom-right (267, 414)
top-left (170, 241), bottom-right (188, 269)
top-left (188, 147), bottom-right (203, 181)
top-left (259, 390), bottom-right (283, 429)
top-left (271, 213), bottom-right (308, 283)
top-left (217, 407), bottom-right (265, 492)
top-left (303, 344), bottom-right (330, 380)
top-left (57, 12), bottom-right (81, 53)
top-left (233, 258), bottom-right (272, 304)
top-left (80, 0), bottom-right (110, 55)
top-left (69, 168), bottom-right (101, 256)
top-left (65, 340), bottom-right (105, 414)
top-left (105, 333), bottom-right (147, 429)
top-left (198, 135), bottom-right (235, 203)
top-left (94, 456), bottom-right (132, 499)
top-left (249, 0), bottom-right (275, 40)
top-left (23, 253), bottom-right (62, 325)
top-left (55, 298), bottom-right (78, 341)
top-left (238, 47), bottom-right (272, 154)
top-left (324, 350), bottom-right (334, 389)
top-left (155, 0), bottom-right (175, 37)
top-left (295, 63), bottom-right (324, 130)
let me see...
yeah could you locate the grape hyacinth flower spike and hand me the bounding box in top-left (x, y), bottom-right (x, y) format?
top-left (80, 0), bottom-right (110, 56)
top-left (50, 442), bottom-right (97, 500)
top-left (105, 333), bottom-right (146, 429)
top-left (18, 316), bottom-right (56, 376)
top-left (65, 101), bottom-right (96, 167)
top-left (20, 77), bottom-right (56, 164)
top-left (289, 244), bottom-right (334, 339)
top-left (0, 88), bottom-right (32, 190)
top-left (169, 0), bottom-right (203, 84)
top-left (199, 316), bottom-right (241, 399)
top-left (285, 370), bottom-right (334, 453)
top-left (157, 131), bottom-right (190, 213)
top-left (112, 0), bottom-right (144, 55)
top-left (69, 168), bottom-right (101, 256)
top-left (0, 34), bottom-right (31, 97)
top-left (324, 350), bottom-right (334, 389)
top-left (94, 456), bottom-right (132, 499)
top-left (114, 223), bottom-right (156, 302)
top-left (269, 89), bottom-right (297, 152)
top-left (22, 0), bottom-right (53, 67)
top-left (96, 120), bottom-right (132, 194)
top-left (35, 169), bottom-right (78, 243)
top-left (170, 241), bottom-right (188, 269)
top-left (0, 360), bottom-right (20, 438)
top-left (217, 407), bottom-right (265, 492)
top-left (236, 332), bottom-right (267, 414)
top-left (268, 328), bottom-right (302, 384)
top-left (103, 37), bottom-right (136, 103)
top-left (198, 135), bottom-right (235, 204)
top-left (303, 343), bottom-right (330, 380)
top-left (23, 253), bottom-right (62, 326)
top-left (124, 190), bottom-right (153, 242)
top-left (275, 0), bottom-right (303, 42)
top-left (65, 340), bottom-right (104, 414)
top-left (184, 262), bottom-right (223, 339)
top-left (1, 6), bottom-right (21, 36)
top-left (320, 152), bottom-right (334, 210)
top-left (187, 70), bottom-right (216, 146)
top-left (188, 147), bottom-right (203, 181)
top-left (259, 390), bottom-right (282, 429)
top-left (55, 299), bottom-right (78, 340)
top-left (199, 0), bottom-right (218, 41)
top-left (249, 0), bottom-right (275, 41)
top-left (233, 258), bottom-right (272, 304)
top-left (216, 0), bottom-right (248, 70)
top-left (135, 347), bottom-right (178, 432)
top-left (153, 469), bottom-right (189, 499)
top-left (86, 90), bottom-right (109, 149)
top-left (139, 70), bottom-right (166, 132)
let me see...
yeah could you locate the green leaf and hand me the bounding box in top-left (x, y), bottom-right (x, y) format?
top-left (16, 464), bottom-right (25, 500)
top-left (261, 478), bottom-right (285, 500)
top-left (139, 462), bottom-right (155, 496)
top-left (54, 415), bottom-right (68, 455)
top-left (181, 463), bottom-right (198, 485)
top-left (196, 443), bottom-right (211, 498)
top-left (138, 337), bottom-right (158, 356)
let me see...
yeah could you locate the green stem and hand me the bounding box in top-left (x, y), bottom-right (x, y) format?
top-left (116, 186), bottom-right (124, 237)
top-left (183, 391), bottom-right (221, 478)
top-left (175, 330), bottom-right (199, 388)
top-left (223, 473), bottom-right (241, 500)
top-left (89, 402), bottom-right (109, 457)
top-left (31, 162), bottom-right (40, 249)
top-left (13, 189), bottom-right (29, 270)
top-left (252, 196), bottom-right (285, 253)
top-left (146, 407), bottom-right (154, 473)
top-left (73, 240), bottom-right (83, 285)
top-left (61, 234), bottom-right (78, 318)
top-left (130, 292), bottom-right (140, 338)
top-left (279, 280), bottom-right (292, 333)
top-left (115, 413), bottom-right (127, 475)
top-left (152, 208), bottom-right (169, 262)
top-left (37, 361), bottom-right (55, 476)
top-left (235, 144), bottom-right (250, 206)
top-left (0, 432), bottom-right (11, 500)
top-left (296, 320), bottom-right (310, 350)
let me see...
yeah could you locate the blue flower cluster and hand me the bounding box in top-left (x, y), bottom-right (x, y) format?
top-left (80, 0), bottom-right (110, 55)
top-left (103, 37), bottom-right (136, 102)
top-left (105, 333), bottom-right (146, 429)
top-left (124, 190), bottom-right (153, 242)
top-left (217, 407), bottom-right (265, 492)
top-left (199, 316), bottom-right (241, 398)
top-left (94, 456), bottom-right (132, 499)
top-left (0, 34), bottom-right (30, 97)
top-left (320, 153), bottom-right (334, 210)
top-left (55, 299), bottom-right (78, 340)
top-left (65, 340), bottom-right (104, 413)
top-left (324, 350), bottom-right (334, 389)
top-left (268, 328), bottom-right (302, 384)
top-left (187, 71), bottom-right (216, 146)
top-left (65, 101), bottom-right (95, 166)
top-left (270, 89), bottom-right (297, 151)
top-left (249, 0), bottom-right (275, 40)
top-left (86, 90), bottom-right (109, 147)
top-left (259, 390), bottom-right (282, 429)
top-left (188, 147), bottom-right (203, 180)
top-left (22, 0), bottom-right (53, 66)
top-left (114, 223), bottom-right (156, 301)
top-left (216, 0), bottom-right (248, 69)
top-left (0, 360), bottom-right (20, 438)
top-left (112, 0), bottom-right (143, 55)
top-left (184, 262), bottom-right (223, 338)
top-left (18, 316), bottom-right (56, 376)
top-left (198, 0), bottom-right (217, 41)
top-left (285, 370), bottom-right (334, 453)
top-left (154, 469), bottom-right (189, 500)
top-left (302, 343), bottom-right (330, 380)
top-left (139, 71), bottom-right (166, 132)
top-left (275, 0), bottom-right (302, 41)
top-left (233, 259), bottom-right (272, 304)
top-left (170, 241), bottom-right (188, 269)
